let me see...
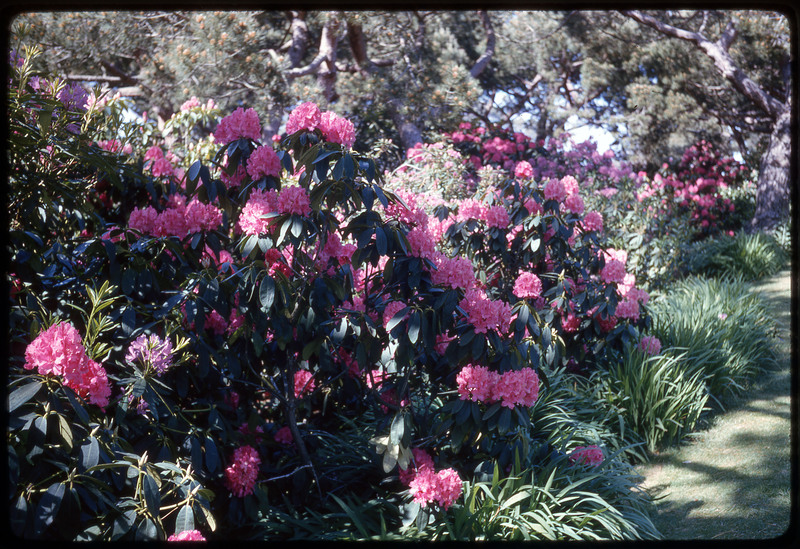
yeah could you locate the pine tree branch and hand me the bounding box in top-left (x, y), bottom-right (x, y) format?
top-left (622, 10), bottom-right (784, 120)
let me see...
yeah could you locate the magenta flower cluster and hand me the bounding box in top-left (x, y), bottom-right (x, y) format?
top-left (456, 365), bottom-right (540, 409)
top-left (128, 198), bottom-right (222, 237)
top-left (24, 322), bottom-right (112, 408)
top-left (399, 448), bottom-right (462, 510)
top-left (569, 445), bottom-right (604, 467)
top-left (224, 445), bottom-right (261, 497)
top-left (214, 107), bottom-right (262, 143)
top-left (459, 288), bottom-right (513, 334)
top-left (167, 529), bottom-right (206, 541)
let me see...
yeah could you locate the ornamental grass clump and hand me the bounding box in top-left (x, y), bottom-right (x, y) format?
top-left (594, 346), bottom-right (709, 454)
top-left (683, 230), bottom-right (789, 281)
top-left (649, 276), bottom-right (778, 401)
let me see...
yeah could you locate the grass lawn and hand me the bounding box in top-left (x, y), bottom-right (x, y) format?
top-left (635, 268), bottom-right (793, 540)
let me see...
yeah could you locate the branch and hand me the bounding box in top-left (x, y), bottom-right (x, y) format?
top-left (622, 10), bottom-right (783, 120)
top-left (470, 10), bottom-right (495, 79)
top-left (287, 11), bottom-right (309, 68)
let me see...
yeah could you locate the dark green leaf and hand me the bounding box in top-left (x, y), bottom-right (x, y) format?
top-left (8, 380), bottom-right (42, 412)
top-left (81, 437), bottom-right (100, 471)
top-left (259, 276), bottom-right (275, 311)
top-left (33, 482), bottom-right (65, 536)
top-left (142, 474), bottom-right (160, 517)
top-left (175, 504), bottom-right (195, 534)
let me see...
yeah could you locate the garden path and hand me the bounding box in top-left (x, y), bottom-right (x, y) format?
top-left (635, 267), bottom-right (794, 540)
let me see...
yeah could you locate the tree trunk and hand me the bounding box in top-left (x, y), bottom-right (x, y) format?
top-left (750, 99), bottom-right (792, 232)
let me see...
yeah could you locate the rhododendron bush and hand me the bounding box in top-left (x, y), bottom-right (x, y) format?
top-left (7, 47), bottom-right (661, 541)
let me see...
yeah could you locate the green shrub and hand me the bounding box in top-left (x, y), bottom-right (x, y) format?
top-left (683, 231), bottom-right (789, 281)
top-left (593, 346), bottom-right (709, 454)
top-left (649, 276), bottom-right (778, 401)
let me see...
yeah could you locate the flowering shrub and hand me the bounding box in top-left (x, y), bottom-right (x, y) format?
top-left (7, 45), bottom-right (666, 541)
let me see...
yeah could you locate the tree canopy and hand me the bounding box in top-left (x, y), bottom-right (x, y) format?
top-left (10, 9), bottom-right (794, 228)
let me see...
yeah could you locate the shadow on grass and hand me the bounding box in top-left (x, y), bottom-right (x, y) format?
top-left (646, 451), bottom-right (791, 539)
top-left (642, 268), bottom-right (795, 541)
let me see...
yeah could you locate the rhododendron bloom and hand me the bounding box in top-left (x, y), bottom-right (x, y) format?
top-left (406, 226), bottom-right (437, 260)
top-left (128, 206), bottom-right (159, 235)
top-left (125, 333), bottom-right (173, 375)
top-left (214, 107), bottom-right (261, 144)
top-left (485, 205), bottom-right (510, 228)
top-left (570, 445), bottom-right (603, 466)
top-left (513, 272), bottom-right (543, 299)
top-left (456, 364), bottom-right (499, 403)
top-left (274, 426), bottom-right (293, 445)
top-left (459, 288), bottom-right (513, 334)
top-left (399, 448), bottom-right (434, 485)
top-left (238, 188), bottom-right (279, 235)
top-left (224, 445), bottom-right (261, 497)
top-left (514, 160), bottom-right (533, 179)
top-left (456, 198), bottom-right (487, 222)
top-left (168, 530), bottom-right (206, 541)
top-left (278, 185), bottom-right (312, 216)
top-left (582, 211), bottom-right (604, 233)
top-left (431, 253), bottom-right (475, 290)
top-left (561, 175), bottom-right (579, 196)
top-left (409, 467), bottom-right (462, 510)
top-left (600, 259), bottom-right (627, 285)
top-left (564, 193), bottom-right (584, 215)
top-left (639, 335), bottom-right (662, 356)
top-left (294, 370), bottom-right (315, 398)
top-left (561, 311), bottom-right (580, 333)
top-left (615, 299), bottom-right (640, 321)
top-left (286, 101), bottom-right (322, 134)
top-left (246, 145), bottom-right (282, 180)
top-left (184, 200), bottom-right (222, 234)
top-left (320, 110), bottom-right (356, 148)
top-left (543, 179), bottom-right (567, 202)
top-left (24, 322), bottom-right (111, 408)
top-left (492, 368), bottom-right (540, 409)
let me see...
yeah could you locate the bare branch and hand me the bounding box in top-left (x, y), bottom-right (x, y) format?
top-left (622, 10), bottom-right (783, 119)
top-left (470, 11), bottom-right (495, 79)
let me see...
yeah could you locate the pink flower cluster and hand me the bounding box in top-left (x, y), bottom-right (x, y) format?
top-left (214, 107), bottom-right (261, 144)
top-left (294, 370), bottom-right (315, 398)
top-left (167, 529), bottom-right (206, 541)
top-left (399, 448), bottom-right (435, 486)
top-left (406, 226), bottom-right (437, 260)
top-left (639, 335), bottom-right (662, 356)
top-left (514, 160), bottom-right (533, 179)
top-left (581, 211), bottom-right (604, 233)
top-left (459, 288), bottom-right (513, 334)
top-left (144, 145), bottom-right (176, 179)
top-left (128, 199), bottom-right (221, 238)
top-left (569, 445), bottom-right (604, 467)
top-left (409, 467), bottom-right (462, 510)
top-left (484, 204), bottom-right (510, 229)
top-left (274, 426), bottom-right (293, 445)
top-left (600, 259), bottom-right (627, 285)
top-left (224, 445), bottom-right (261, 497)
top-left (24, 322), bottom-right (112, 408)
top-left (285, 102), bottom-right (356, 147)
top-left (431, 253), bottom-right (476, 290)
top-left (513, 272), bottom-right (543, 299)
top-left (320, 110), bottom-right (356, 148)
top-left (286, 102), bottom-right (321, 134)
top-left (238, 188), bottom-right (279, 235)
top-left (456, 365), bottom-right (540, 409)
top-left (278, 185), bottom-right (312, 216)
top-left (246, 145), bottom-right (282, 180)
